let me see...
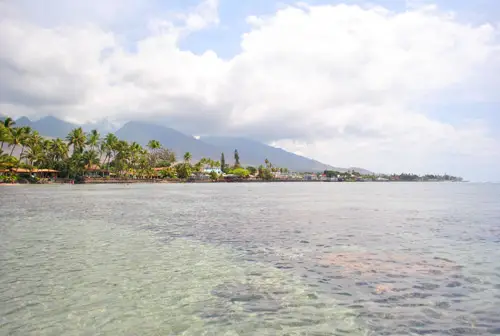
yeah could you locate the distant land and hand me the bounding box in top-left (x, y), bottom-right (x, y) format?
top-left (4, 115), bottom-right (372, 173)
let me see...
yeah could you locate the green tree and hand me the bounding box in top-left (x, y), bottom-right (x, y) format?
top-left (1, 117), bottom-right (15, 150)
top-left (246, 166), bottom-right (257, 175)
top-left (66, 127), bottom-right (86, 154)
top-left (8, 127), bottom-right (24, 156)
top-left (232, 167), bottom-right (250, 178)
top-left (102, 133), bottom-right (118, 168)
top-left (220, 152), bottom-right (226, 173)
top-left (234, 149), bottom-right (240, 168)
top-left (87, 129), bottom-right (100, 151)
top-left (183, 152), bottom-right (192, 163)
top-left (209, 171), bottom-right (219, 181)
top-left (176, 163), bottom-right (192, 179)
top-left (147, 140), bottom-right (161, 152)
top-left (18, 126), bottom-right (32, 162)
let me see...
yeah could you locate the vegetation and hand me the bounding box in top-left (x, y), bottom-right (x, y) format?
top-left (0, 115), bottom-right (286, 183)
top-left (0, 115), bottom-right (463, 184)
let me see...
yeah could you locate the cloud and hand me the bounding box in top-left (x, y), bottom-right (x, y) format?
top-left (0, 1), bottom-right (499, 178)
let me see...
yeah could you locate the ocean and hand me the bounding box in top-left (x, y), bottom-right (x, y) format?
top-left (1, 183), bottom-right (499, 335)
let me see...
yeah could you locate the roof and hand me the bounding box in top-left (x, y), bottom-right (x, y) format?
top-left (85, 164), bottom-right (101, 171)
top-left (0, 168), bottom-right (59, 173)
top-left (152, 167), bottom-right (171, 171)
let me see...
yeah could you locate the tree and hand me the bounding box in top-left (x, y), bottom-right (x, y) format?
top-left (232, 167), bottom-right (250, 178)
top-left (220, 152), bottom-right (226, 173)
top-left (1, 117), bottom-right (15, 149)
top-left (159, 167), bottom-right (177, 179)
top-left (234, 149), bottom-right (240, 168)
top-left (258, 164), bottom-right (273, 180)
top-left (209, 171), bottom-right (219, 181)
top-left (0, 124), bottom-right (10, 151)
top-left (87, 129), bottom-right (100, 151)
top-left (102, 133), bottom-right (118, 168)
top-left (183, 152), bottom-right (192, 163)
top-left (150, 148), bottom-right (176, 168)
top-left (18, 126), bottom-right (32, 162)
top-left (66, 128), bottom-right (86, 154)
top-left (8, 127), bottom-right (24, 156)
top-left (147, 140), bottom-right (161, 153)
top-left (246, 166), bottom-right (257, 175)
top-left (176, 163), bottom-right (192, 179)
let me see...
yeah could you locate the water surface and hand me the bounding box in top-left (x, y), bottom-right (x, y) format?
top-left (1, 183), bottom-right (499, 335)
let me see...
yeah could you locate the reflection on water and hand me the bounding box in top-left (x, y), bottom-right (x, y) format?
top-left (1, 183), bottom-right (500, 335)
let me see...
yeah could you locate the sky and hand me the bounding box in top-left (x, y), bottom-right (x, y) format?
top-left (0, 0), bottom-right (499, 181)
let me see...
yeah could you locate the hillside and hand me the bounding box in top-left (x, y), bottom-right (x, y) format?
top-left (2, 116), bottom-right (371, 173)
top-left (201, 136), bottom-right (338, 172)
top-left (115, 121), bottom-right (221, 161)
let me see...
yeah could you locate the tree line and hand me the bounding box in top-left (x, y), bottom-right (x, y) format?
top-left (0, 116), bottom-right (286, 181)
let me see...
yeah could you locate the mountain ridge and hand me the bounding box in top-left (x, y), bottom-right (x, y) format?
top-left (4, 116), bottom-right (372, 173)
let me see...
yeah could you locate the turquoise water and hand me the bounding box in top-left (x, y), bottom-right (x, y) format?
top-left (1, 183), bottom-right (499, 335)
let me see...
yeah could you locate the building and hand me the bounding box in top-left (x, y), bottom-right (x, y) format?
top-left (0, 168), bottom-right (59, 179)
top-left (203, 168), bottom-right (222, 175)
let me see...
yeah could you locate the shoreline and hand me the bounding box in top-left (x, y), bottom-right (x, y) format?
top-left (0, 179), bottom-right (466, 185)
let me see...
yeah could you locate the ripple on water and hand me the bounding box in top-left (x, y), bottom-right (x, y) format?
top-left (1, 183), bottom-right (500, 335)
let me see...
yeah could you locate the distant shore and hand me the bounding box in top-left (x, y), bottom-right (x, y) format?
top-left (0, 178), bottom-right (465, 185)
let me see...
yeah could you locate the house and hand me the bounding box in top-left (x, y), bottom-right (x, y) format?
top-left (303, 174), bottom-right (318, 181)
top-left (203, 167), bottom-right (222, 175)
top-left (0, 168), bottom-right (59, 178)
top-left (84, 164), bottom-right (111, 177)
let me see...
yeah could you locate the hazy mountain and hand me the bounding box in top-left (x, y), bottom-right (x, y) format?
top-left (14, 116), bottom-right (75, 138)
top-left (2, 116), bottom-right (371, 173)
top-left (201, 136), bottom-right (340, 172)
top-left (115, 121), bottom-right (221, 161)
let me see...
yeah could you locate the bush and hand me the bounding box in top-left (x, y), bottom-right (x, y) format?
top-left (209, 171), bottom-right (219, 181)
top-left (231, 168), bottom-right (250, 178)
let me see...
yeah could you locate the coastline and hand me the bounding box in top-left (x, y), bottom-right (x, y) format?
top-left (0, 179), bottom-right (466, 185)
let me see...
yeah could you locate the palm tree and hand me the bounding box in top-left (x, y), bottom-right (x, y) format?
top-left (1, 117), bottom-right (16, 152)
top-left (49, 138), bottom-right (69, 164)
top-left (184, 152), bottom-right (192, 163)
top-left (234, 149), bottom-right (240, 167)
top-left (0, 124), bottom-right (11, 151)
top-left (82, 150), bottom-right (99, 169)
top-left (66, 127), bottom-right (86, 154)
top-left (18, 126), bottom-right (32, 162)
top-left (8, 127), bottom-right (24, 156)
top-left (147, 140), bottom-right (161, 152)
top-left (103, 133), bottom-right (118, 167)
top-left (87, 129), bottom-right (100, 151)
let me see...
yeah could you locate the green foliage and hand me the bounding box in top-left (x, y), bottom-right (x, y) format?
top-left (220, 152), bottom-right (226, 173)
top-left (246, 166), bottom-right (257, 175)
top-left (234, 149), bottom-right (240, 168)
top-left (175, 163), bottom-right (192, 179)
top-left (0, 174), bottom-right (18, 183)
top-left (66, 127), bottom-right (86, 154)
top-left (231, 167), bottom-right (250, 178)
top-left (209, 171), bottom-right (219, 181)
top-left (159, 167), bottom-right (177, 179)
top-left (258, 165), bottom-right (273, 180)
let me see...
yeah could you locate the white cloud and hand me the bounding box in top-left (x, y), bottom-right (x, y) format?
top-left (0, 1), bottom-right (499, 178)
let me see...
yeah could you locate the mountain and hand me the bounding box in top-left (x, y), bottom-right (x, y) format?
top-left (201, 136), bottom-right (339, 172)
top-left (115, 121), bottom-right (221, 161)
top-left (14, 116), bottom-right (74, 138)
top-left (2, 116), bottom-right (371, 173)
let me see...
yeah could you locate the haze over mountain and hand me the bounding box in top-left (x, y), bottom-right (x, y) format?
top-left (4, 116), bottom-right (372, 173)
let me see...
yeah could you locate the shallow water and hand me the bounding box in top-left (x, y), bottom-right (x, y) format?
top-left (1, 183), bottom-right (499, 335)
